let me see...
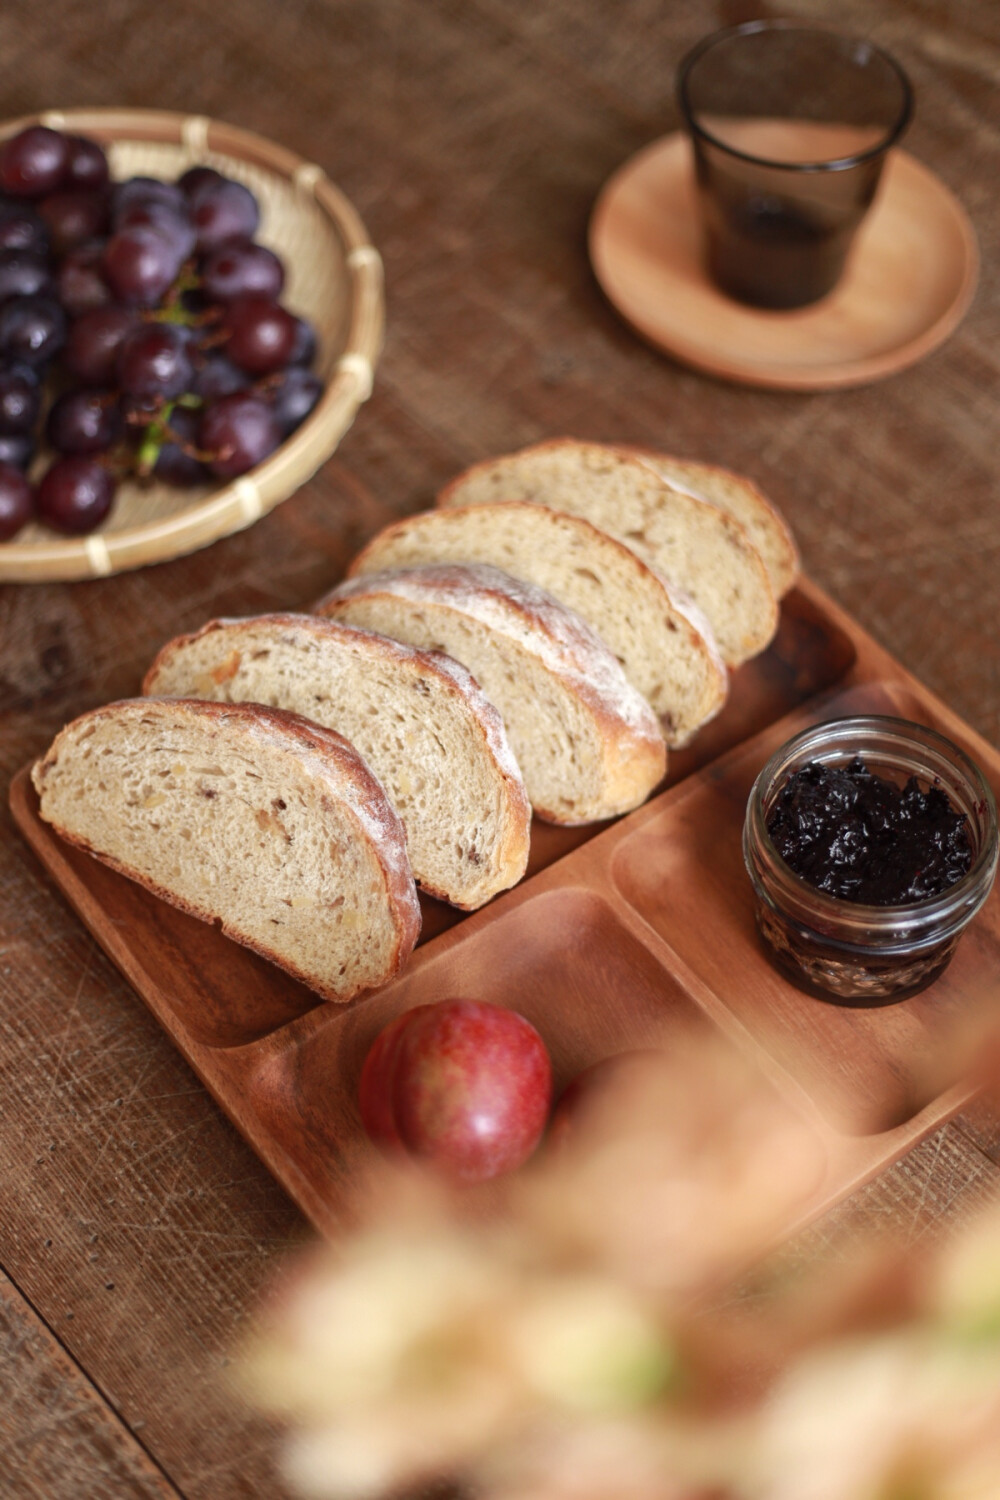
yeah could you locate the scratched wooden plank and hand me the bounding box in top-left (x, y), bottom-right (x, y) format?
top-left (721, 1121), bottom-right (1000, 1356)
top-left (0, 1270), bottom-right (183, 1500)
top-left (0, 0), bottom-right (998, 1495)
top-left (951, 1098), bottom-right (1000, 1163)
top-left (788, 1120), bottom-right (1000, 1254)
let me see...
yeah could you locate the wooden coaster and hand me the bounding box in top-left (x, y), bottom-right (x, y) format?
top-left (589, 132), bottom-right (978, 390)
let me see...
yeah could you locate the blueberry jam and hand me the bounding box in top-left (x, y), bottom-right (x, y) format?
top-left (766, 756), bottom-right (973, 906)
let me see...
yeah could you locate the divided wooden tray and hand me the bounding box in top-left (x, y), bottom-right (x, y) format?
top-left (12, 576), bottom-right (1000, 1236)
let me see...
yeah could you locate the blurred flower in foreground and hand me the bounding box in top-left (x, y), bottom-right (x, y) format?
top-left (243, 1169), bottom-right (674, 1499)
top-left (519, 1040), bottom-right (824, 1300)
top-left (241, 1035), bottom-right (1000, 1500)
top-left (748, 1329), bottom-right (1000, 1500)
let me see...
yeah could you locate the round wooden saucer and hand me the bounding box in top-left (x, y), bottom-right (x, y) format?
top-left (589, 132), bottom-right (978, 390)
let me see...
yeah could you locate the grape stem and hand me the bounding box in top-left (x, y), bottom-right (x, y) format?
top-left (131, 394), bottom-right (208, 478)
top-left (146, 262), bottom-right (201, 326)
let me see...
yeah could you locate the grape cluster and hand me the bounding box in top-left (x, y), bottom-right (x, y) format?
top-left (0, 125), bottom-right (325, 541)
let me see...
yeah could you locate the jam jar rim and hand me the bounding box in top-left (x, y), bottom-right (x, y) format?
top-left (745, 714), bottom-right (999, 928)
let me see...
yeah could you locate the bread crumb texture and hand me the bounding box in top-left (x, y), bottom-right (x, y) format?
top-left (31, 697), bottom-right (420, 1003)
top-left (144, 614), bottom-right (530, 909)
top-left (348, 499), bottom-right (728, 743)
top-left (322, 564), bottom-right (666, 825)
top-left (437, 439), bottom-right (779, 666)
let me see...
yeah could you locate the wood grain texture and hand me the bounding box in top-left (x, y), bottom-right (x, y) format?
top-left (0, 1270), bottom-right (182, 1499)
top-left (786, 1118), bottom-right (1000, 1257)
top-left (1, 0), bottom-right (999, 1494)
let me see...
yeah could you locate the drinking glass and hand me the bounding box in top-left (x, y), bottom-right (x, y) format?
top-left (677, 21), bottom-right (913, 309)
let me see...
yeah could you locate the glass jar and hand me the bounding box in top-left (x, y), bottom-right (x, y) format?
top-left (743, 716), bottom-right (999, 1005)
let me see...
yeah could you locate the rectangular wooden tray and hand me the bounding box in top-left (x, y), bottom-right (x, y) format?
top-left (12, 577), bottom-right (1000, 1236)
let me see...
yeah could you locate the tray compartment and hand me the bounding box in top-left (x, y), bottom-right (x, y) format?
top-left (244, 888), bottom-right (720, 1211)
top-left (8, 809), bottom-right (323, 1049)
top-left (610, 681), bottom-right (1000, 1135)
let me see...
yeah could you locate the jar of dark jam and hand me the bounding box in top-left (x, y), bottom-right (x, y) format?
top-left (743, 716), bottom-right (998, 1004)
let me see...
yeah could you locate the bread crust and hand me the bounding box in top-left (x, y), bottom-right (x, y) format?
top-left (436, 438), bottom-right (779, 666)
top-left (346, 497), bottom-right (728, 744)
top-left (321, 563), bottom-right (667, 825)
top-left (622, 445), bottom-right (800, 598)
top-left (143, 613), bottom-right (531, 910)
top-left (31, 698), bottom-right (422, 1003)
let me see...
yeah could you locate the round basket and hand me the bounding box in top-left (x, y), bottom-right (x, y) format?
top-left (0, 108), bottom-right (384, 583)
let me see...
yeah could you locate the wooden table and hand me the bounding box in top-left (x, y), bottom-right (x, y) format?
top-left (3, 1), bottom-right (1000, 1494)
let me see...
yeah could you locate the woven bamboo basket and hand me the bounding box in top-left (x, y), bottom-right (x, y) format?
top-left (0, 108), bottom-right (384, 583)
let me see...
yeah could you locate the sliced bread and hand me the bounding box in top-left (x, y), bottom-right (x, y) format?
top-left (436, 439), bottom-right (778, 666)
top-left (31, 697), bottom-right (421, 1003)
top-left (623, 448), bottom-right (799, 598)
top-left (317, 563), bottom-right (667, 825)
top-left (143, 613), bottom-right (531, 911)
top-left (347, 500), bottom-right (727, 747)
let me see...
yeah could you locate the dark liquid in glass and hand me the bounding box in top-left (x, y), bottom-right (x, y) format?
top-left (702, 192), bottom-right (857, 309)
top-left (690, 119), bottom-right (886, 310)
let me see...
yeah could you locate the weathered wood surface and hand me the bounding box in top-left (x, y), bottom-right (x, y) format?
top-left (3, 0), bottom-right (1000, 1494)
top-left (0, 1270), bottom-right (183, 1500)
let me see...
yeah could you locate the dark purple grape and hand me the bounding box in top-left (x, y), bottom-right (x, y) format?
top-left (0, 250), bottom-right (54, 303)
top-left (0, 201), bottom-right (50, 256)
top-left (177, 165), bottom-right (225, 198)
top-left (46, 389), bottom-right (120, 455)
top-left (268, 366), bottom-right (323, 436)
top-left (63, 306), bottom-right (136, 385)
top-left (224, 296), bottom-right (296, 375)
top-left (191, 351), bottom-right (248, 403)
top-left (0, 126), bottom-right (70, 198)
top-left (189, 178), bottom-right (259, 252)
top-left (0, 460), bottom-right (33, 539)
top-left (201, 393), bottom-right (280, 477)
top-left (0, 367), bottom-right (41, 434)
top-left (102, 225), bottom-right (183, 307)
top-left (0, 294), bottom-right (67, 366)
top-left (153, 405), bottom-right (209, 486)
top-left (115, 200), bottom-right (195, 264)
top-left (0, 432), bottom-right (35, 469)
top-left (63, 135), bottom-right (110, 192)
top-left (4, 359), bottom-right (40, 386)
top-left (36, 456), bottom-right (115, 533)
top-left (111, 175), bottom-right (185, 219)
top-left (37, 188), bottom-right (109, 255)
top-left (288, 315), bottom-right (318, 367)
top-left (57, 242), bottom-right (113, 318)
top-left (201, 241), bottom-right (284, 303)
top-left (116, 322), bottom-right (194, 400)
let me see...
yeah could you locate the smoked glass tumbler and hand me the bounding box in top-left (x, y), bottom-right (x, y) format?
top-left (677, 21), bottom-right (913, 308)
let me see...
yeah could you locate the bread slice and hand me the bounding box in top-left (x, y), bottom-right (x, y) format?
top-left (317, 563), bottom-right (667, 825)
top-left (143, 613), bottom-right (530, 911)
top-left (436, 439), bottom-right (778, 666)
top-left (623, 448), bottom-right (799, 598)
top-left (31, 697), bottom-right (421, 1003)
top-left (347, 501), bottom-right (727, 747)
